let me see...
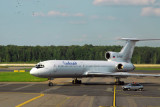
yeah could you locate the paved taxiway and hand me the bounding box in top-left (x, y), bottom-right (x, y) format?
top-left (0, 70), bottom-right (160, 107)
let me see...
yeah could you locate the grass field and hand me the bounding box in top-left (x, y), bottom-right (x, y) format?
top-left (0, 72), bottom-right (48, 82)
top-left (134, 64), bottom-right (160, 67)
top-left (134, 64), bottom-right (160, 70)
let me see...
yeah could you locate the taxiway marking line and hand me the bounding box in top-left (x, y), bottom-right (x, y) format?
top-left (13, 84), bottom-right (34, 91)
top-left (0, 83), bottom-right (10, 87)
top-left (56, 97), bottom-right (70, 107)
top-left (113, 85), bottom-right (116, 107)
top-left (15, 94), bottom-right (44, 107)
top-left (40, 86), bottom-right (61, 93)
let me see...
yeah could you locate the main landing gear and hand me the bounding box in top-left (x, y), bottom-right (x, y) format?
top-left (72, 78), bottom-right (82, 84)
top-left (115, 77), bottom-right (124, 85)
top-left (48, 78), bottom-right (54, 86)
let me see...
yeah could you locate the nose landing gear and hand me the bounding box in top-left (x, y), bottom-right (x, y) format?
top-left (48, 78), bottom-right (54, 86)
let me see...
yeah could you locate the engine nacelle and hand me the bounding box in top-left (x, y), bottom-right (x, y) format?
top-left (105, 51), bottom-right (123, 61)
top-left (116, 63), bottom-right (135, 72)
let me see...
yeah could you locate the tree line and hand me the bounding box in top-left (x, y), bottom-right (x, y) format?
top-left (0, 45), bottom-right (160, 64)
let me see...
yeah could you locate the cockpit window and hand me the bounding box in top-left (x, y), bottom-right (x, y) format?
top-left (35, 63), bottom-right (44, 68)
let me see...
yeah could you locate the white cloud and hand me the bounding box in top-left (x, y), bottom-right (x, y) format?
top-left (93, 0), bottom-right (156, 5)
top-left (141, 7), bottom-right (160, 16)
top-left (48, 11), bottom-right (69, 16)
top-left (90, 15), bottom-right (116, 20)
top-left (33, 11), bottom-right (84, 17)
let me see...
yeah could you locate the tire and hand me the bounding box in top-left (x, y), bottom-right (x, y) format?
top-left (139, 88), bottom-right (143, 91)
top-left (48, 82), bottom-right (53, 86)
top-left (72, 80), bottom-right (74, 84)
top-left (72, 80), bottom-right (82, 84)
top-left (118, 81), bottom-right (124, 85)
top-left (121, 81), bottom-right (124, 85)
top-left (78, 80), bottom-right (82, 84)
top-left (48, 83), bottom-right (51, 86)
top-left (123, 88), bottom-right (126, 91)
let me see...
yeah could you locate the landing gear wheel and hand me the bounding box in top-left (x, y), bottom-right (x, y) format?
top-left (48, 82), bottom-right (53, 86)
top-left (115, 77), bottom-right (124, 85)
top-left (123, 88), bottom-right (127, 91)
top-left (48, 78), bottom-right (54, 86)
top-left (72, 78), bottom-right (82, 84)
top-left (78, 80), bottom-right (82, 84)
top-left (120, 81), bottom-right (124, 85)
top-left (72, 80), bottom-right (74, 84)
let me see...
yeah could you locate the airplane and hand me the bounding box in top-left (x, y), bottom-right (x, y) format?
top-left (30, 38), bottom-right (160, 86)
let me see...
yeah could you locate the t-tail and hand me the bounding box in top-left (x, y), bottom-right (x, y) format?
top-left (105, 38), bottom-right (160, 63)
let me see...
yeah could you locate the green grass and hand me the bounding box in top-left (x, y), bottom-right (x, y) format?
top-left (135, 67), bottom-right (160, 70)
top-left (0, 72), bottom-right (48, 82)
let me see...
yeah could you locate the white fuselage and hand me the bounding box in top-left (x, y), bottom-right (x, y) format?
top-left (30, 60), bottom-right (134, 78)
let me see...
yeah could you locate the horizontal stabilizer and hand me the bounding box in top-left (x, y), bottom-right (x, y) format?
top-left (119, 38), bottom-right (160, 41)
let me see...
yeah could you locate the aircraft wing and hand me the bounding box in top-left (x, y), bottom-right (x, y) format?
top-left (83, 71), bottom-right (160, 78)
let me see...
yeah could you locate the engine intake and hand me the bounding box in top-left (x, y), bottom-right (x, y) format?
top-left (116, 63), bottom-right (135, 72)
top-left (117, 64), bottom-right (123, 70)
top-left (105, 52), bottom-right (111, 59)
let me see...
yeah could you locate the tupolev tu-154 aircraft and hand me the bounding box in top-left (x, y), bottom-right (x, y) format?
top-left (30, 38), bottom-right (160, 86)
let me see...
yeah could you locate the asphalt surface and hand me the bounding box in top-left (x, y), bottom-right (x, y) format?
top-left (0, 76), bottom-right (160, 107)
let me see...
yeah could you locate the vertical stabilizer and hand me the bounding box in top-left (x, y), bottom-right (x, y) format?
top-left (119, 38), bottom-right (160, 62)
top-left (119, 38), bottom-right (138, 62)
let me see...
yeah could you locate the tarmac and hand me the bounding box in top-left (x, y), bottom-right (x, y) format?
top-left (0, 70), bottom-right (160, 107)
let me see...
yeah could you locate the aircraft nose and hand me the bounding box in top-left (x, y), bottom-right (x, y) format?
top-left (30, 68), bottom-right (38, 76)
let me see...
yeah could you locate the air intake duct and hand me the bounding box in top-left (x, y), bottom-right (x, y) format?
top-left (116, 63), bottom-right (135, 72)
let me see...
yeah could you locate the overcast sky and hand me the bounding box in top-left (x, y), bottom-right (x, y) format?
top-left (0, 0), bottom-right (160, 46)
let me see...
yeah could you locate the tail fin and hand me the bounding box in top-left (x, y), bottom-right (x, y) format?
top-left (119, 38), bottom-right (160, 62)
top-left (105, 38), bottom-right (160, 62)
